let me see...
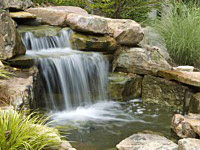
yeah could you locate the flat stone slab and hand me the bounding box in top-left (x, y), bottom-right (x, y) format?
top-left (10, 11), bottom-right (36, 19)
top-left (116, 133), bottom-right (178, 150)
top-left (158, 70), bottom-right (200, 87)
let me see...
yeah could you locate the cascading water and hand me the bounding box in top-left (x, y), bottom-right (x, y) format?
top-left (20, 27), bottom-right (174, 150)
top-left (21, 29), bottom-right (108, 111)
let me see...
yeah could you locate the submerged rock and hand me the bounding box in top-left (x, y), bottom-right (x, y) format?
top-left (113, 46), bottom-right (171, 75)
top-left (0, 10), bottom-right (26, 60)
top-left (26, 6), bottom-right (88, 26)
top-left (189, 93), bottom-right (200, 114)
top-left (66, 14), bottom-right (108, 34)
top-left (70, 32), bottom-right (117, 52)
top-left (171, 113), bottom-right (200, 138)
top-left (107, 18), bottom-right (144, 46)
top-left (158, 70), bottom-right (200, 88)
top-left (178, 138), bottom-right (200, 150)
top-left (2, 0), bottom-right (33, 10)
top-left (142, 75), bottom-right (192, 110)
top-left (108, 72), bottom-right (142, 101)
top-left (116, 133), bottom-right (178, 150)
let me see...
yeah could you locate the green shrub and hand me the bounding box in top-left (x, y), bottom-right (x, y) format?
top-left (154, 1), bottom-right (200, 65)
top-left (0, 111), bottom-right (61, 150)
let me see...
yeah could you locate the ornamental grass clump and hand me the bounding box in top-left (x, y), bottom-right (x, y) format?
top-left (0, 111), bottom-right (61, 150)
top-left (154, 1), bottom-right (200, 65)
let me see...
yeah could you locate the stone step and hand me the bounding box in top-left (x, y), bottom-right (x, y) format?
top-left (158, 70), bottom-right (200, 87)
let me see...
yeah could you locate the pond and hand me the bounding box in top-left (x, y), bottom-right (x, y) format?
top-left (49, 99), bottom-right (175, 150)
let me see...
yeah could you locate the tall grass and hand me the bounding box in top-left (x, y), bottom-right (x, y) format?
top-left (0, 111), bottom-right (62, 150)
top-left (154, 1), bottom-right (200, 65)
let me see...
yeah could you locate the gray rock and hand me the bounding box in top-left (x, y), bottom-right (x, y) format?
top-left (3, 0), bottom-right (33, 10)
top-left (70, 32), bottom-right (117, 52)
top-left (178, 138), bottom-right (200, 150)
top-left (0, 10), bottom-right (26, 60)
top-left (26, 6), bottom-right (88, 26)
top-left (142, 75), bottom-right (191, 110)
top-left (106, 18), bottom-right (144, 46)
top-left (113, 46), bottom-right (171, 75)
top-left (108, 72), bottom-right (142, 101)
top-left (116, 133), bottom-right (178, 150)
top-left (172, 113), bottom-right (200, 138)
top-left (66, 14), bottom-right (108, 34)
top-left (140, 26), bottom-right (171, 61)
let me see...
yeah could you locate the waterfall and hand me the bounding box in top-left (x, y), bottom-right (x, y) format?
top-left (22, 29), bottom-right (108, 111)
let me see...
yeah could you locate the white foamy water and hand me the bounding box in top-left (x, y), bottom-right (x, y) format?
top-left (49, 101), bottom-right (147, 127)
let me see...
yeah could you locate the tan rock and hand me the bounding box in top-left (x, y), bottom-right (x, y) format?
top-left (26, 6), bottom-right (88, 26)
top-left (116, 133), bottom-right (178, 150)
top-left (178, 138), bottom-right (200, 150)
top-left (113, 46), bottom-right (171, 75)
top-left (171, 113), bottom-right (200, 138)
top-left (173, 66), bottom-right (194, 72)
top-left (9, 11), bottom-right (36, 19)
top-left (3, 0), bottom-right (33, 10)
top-left (158, 70), bottom-right (200, 87)
top-left (66, 13), bottom-right (108, 34)
top-left (107, 18), bottom-right (144, 46)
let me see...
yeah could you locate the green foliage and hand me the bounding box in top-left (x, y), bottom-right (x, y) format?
top-left (0, 111), bottom-right (61, 150)
top-left (31, 0), bottom-right (160, 23)
top-left (91, 0), bottom-right (160, 22)
top-left (154, 1), bottom-right (200, 65)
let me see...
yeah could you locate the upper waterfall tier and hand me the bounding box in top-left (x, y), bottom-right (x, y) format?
top-left (21, 29), bottom-right (71, 51)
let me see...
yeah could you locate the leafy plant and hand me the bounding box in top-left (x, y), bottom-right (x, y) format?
top-left (0, 69), bottom-right (12, 79)
top-left (0, 110), bottom-right (62, 150)
top-left (154, 0), bottom-right (200, 65)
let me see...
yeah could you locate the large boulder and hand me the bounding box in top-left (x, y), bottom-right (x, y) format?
top-left (171, 114), bottom-right (200, 138)
top-left (66, 13), bottom-right (108, 34)
top-left (116, 133), bottom-right (178, 150)
top-left (26, 6), bottom-right (88, 26)
top-left (178, 138), bottom-right (200, 150)
top-left (0, 10), bottom-right (26, 60)
top-left (113, 46), bottom-right (171, 75)
top-left (142, 75), bottom-right (192, 110)
top-left (107, 18), bottom-right (144, 46)
top-left (139, 26), bottom-right (171, 61)
top-left (108, 72), bottom-right (142, 101)
top-left (70, 32), bottom-right (117, 52)
top-left (2, 0), bottom-right (33, 11)
top-left (158, 70), bottom-right (200, 88)
top-left (189, 93), bottom-right (200, 114)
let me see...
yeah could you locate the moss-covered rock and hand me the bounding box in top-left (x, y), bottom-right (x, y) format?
top-left (70, 32), bottom-right (117, 52)
top-left (142, 75), bottom-right (192, 111)
top-left (108, 72), bottom-right (142, 101)
top-left (189, 93), bottom-right (200, 114)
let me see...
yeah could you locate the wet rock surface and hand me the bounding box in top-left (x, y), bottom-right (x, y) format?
top-left (70, 32), bottom-right (117, 52)
top-left (113, 46), bottom-right (171, 75)
top-left (0, 10), bottom-right (26, 60)
top-left (171, 113), bottom-right (200, 138)
top-left (108, 72), bottom-right (142, 101)
top-left (116, 133), bottom-right (178, 150)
